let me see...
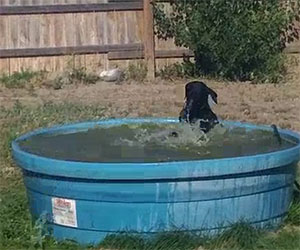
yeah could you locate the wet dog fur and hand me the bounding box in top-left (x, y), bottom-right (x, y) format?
top-left (179, 81), bottom-right (219, 133)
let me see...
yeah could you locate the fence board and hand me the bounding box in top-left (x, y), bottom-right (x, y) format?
top-left (85, 54), bottom-right (108, 72)
top-left (0, 16), bottom-right (9, 48)
top-left (0, 12), bottom-right (144, 49)
top-left (0, 59), bottom-right (10, 73)
top-left (0, 2), bottom-right (143, 15)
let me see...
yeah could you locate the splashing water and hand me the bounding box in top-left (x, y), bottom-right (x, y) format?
top-left (19, 122), bottom-right (296, 163)
top-left (116, 121), bottom-right (222, 148)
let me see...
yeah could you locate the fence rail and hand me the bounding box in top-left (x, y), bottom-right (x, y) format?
top-left (0, 44), bottom-right (143, 58)
top-left (0, 2), bottom-right (143, 15)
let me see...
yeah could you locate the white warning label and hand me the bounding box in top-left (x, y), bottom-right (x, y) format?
top-left (52, 197), bottom-right (78, 228)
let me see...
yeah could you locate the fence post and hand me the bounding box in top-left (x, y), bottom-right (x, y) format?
top-left (143, 0), bottom-right (155, 79)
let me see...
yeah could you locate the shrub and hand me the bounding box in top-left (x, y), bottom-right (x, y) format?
top-left (126, 62), bottom-right (148, 82)
top-left (67, 67), bottom-right (99, 85)
top-left (154, 0), bottom-right (300, 82)
top-left (157, 57), bottom-right (196, 80)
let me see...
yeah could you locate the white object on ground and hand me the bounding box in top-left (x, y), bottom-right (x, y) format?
top-left (99, 68), bottom-right (124, 83)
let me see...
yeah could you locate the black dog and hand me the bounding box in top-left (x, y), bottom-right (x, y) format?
top-left (179, 81), bottom-right (219, 133)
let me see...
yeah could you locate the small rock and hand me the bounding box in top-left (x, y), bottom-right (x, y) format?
top-left (99, 68), bottom-right (124, 84)
top-left (243, 109), bottom-right (251, 115)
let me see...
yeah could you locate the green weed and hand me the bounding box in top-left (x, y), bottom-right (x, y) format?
top-left (126, 62), bottom-right (148, 82)
top-left (0, 69), bottom-right (47, 89)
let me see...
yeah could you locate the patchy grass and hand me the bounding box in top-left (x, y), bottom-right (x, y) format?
top-left (0, 67), bottom-right (100, 91)
top-left (0, 181), bottom-right (31, 249)
top-left (255, 227), bottom-right (300, 250)
top-left (97, 223), bottom-right (300, 250)
top-left (51, 67), bottom-right (99, 89)
top-left (206, 222), bottom-right (261, 250)
top-left (157, 63), bottom-right (185, 80)
top-left (0, 101), bottom-right (300, 250)
top-left (285, 194), bottom-right (300, 227)
top-left (157, 60), bottom-right (196, 81)
top-left (126, 62), bottom-right (148, 82)
top-left (0, 69), bottom-right (47, 89)
top-left (99, 232), bottom-right (205, 250)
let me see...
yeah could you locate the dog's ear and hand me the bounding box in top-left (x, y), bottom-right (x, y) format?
top-left (207, 87), bottom-right (218, 104)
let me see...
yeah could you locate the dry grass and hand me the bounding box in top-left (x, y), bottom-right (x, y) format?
top-left (1, 71), bottom-right (300, 131)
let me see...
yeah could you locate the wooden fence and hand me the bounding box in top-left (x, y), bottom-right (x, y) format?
top-left (0, 0), bottom-right (299, 77)
top-left (0, 0), bottom-right (190, 78)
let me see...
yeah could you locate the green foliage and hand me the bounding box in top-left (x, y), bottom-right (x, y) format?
top-left (126, 62), bottom-right (148, 82)
top-left (157, 58), bottom-right (196, 80)
top-left (51, 67), bottom-right (100, 89)
top-left (100, 232), bottom-right (206, 250)
top-left (0, 69), bottom-right (47, 89)
top-left (256, 227), bottom-right (300, 250)
top-left (99, 223), bottom-right (300, 250)
top-left (0, 67), bottom-right (99, 90)
top-left (0, 186), bottom-right (32, 249)
top-left (100, 234), bottom-right (146, 250)
top-left (158, 63), bottom-right (185, 80)
top-left (67, 67), bottom-right (99, 85)
top-left (154, 0), bottom-right (300, 82)
top-left (285, 193), bottom-right (300, 226)
top-left (208, 222), bottom-right (261, 250)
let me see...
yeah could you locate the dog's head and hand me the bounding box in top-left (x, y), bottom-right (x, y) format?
top-left (185, 81), bottom-right (218, 108)
top-left (180, 81), bottom-right (219, 133)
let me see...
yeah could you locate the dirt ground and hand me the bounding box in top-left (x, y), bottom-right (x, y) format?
top-left (0, 60), bottom-right (300, 132)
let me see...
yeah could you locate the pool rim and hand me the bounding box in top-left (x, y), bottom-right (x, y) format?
top-left (12, 117), bottom-right (300, 180)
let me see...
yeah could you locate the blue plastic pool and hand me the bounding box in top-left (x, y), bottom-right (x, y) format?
top-left (12, 118), bottom-right (300, 245)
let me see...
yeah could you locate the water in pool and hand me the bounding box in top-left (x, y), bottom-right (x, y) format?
top-left (19, 122), bottom-right (296, 163)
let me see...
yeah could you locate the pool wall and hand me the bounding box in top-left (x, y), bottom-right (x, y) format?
top-left (12, 118), bottom-right (300, 245)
